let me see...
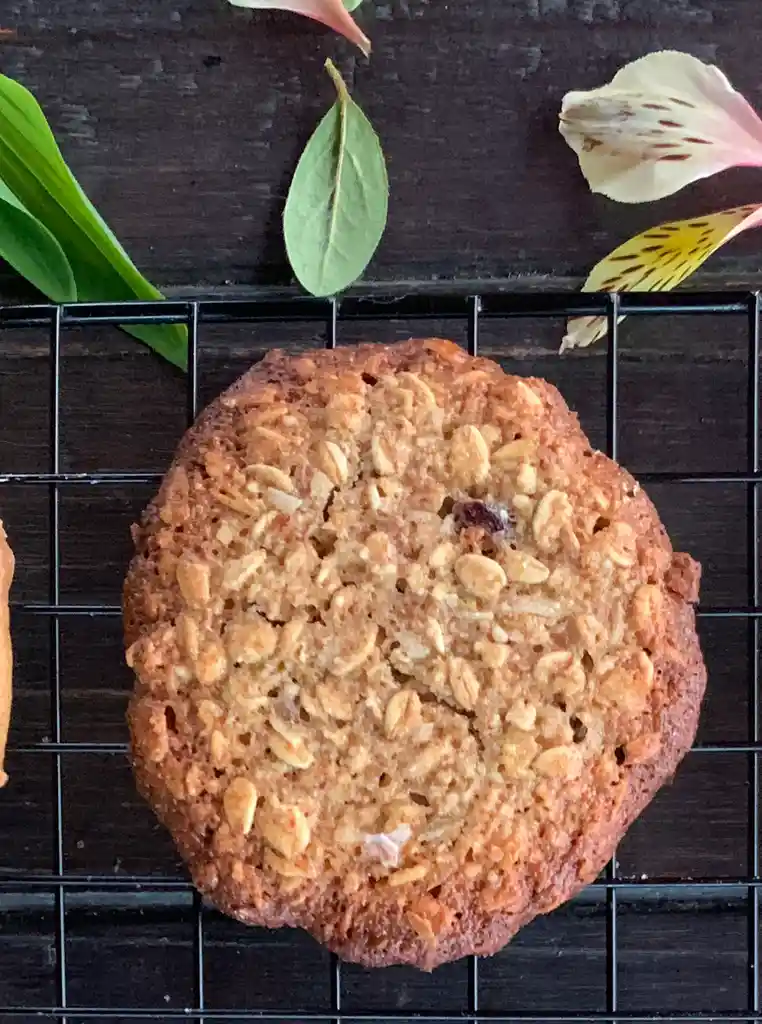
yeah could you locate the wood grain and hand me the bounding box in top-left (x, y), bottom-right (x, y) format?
top-left (0, 1), bottom-right (762, 292)
top-left (0, 899), bottom-right (750, 1016)
top-left (1, 0), bottom-right (760, 1004)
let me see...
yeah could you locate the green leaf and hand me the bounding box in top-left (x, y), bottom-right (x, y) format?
top-left (0, 75), bottom-right (187, 370)
top-left (343, 0), bottom-right (364, 10)
top-left (283, 59), bottom-right (388, 298)
top-left (0, 177), bottom-right (76, 302)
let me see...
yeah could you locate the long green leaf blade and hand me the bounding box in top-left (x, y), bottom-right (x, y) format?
top-left (283, 59), bottom-right (388, 298)
top-left (0, 75), bottom-right (187, 369)
top-left (0, 76), bottom-right (149, 278)
top-left (0, 178), bottom-right (76, 302)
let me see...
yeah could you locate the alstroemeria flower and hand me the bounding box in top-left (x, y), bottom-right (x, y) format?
top-left (562, 204), bottom-right (762, 351)
top-left (559, 51), bottom-right (762, 204)
top-left (228, 0), bottom-right (370, 56)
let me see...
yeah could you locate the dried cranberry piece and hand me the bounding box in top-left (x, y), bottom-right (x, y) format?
top-left (452, 500), bottom-right (514, 537)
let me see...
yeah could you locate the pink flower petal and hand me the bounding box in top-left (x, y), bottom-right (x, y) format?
top-left (559, 51), bottom-right (762, 203)
top-left (228, 0), bottom-right (370, 55)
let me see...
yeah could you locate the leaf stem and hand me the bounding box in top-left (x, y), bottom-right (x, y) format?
top-left (320, 59), bottom-right (351, 291)
top-left (324, 58), bottom-right (350, 106)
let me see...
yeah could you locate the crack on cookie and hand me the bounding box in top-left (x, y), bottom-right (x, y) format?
top-left (259, 611), bottom-right (287, 627)
top-left (311, 528), bottom-right (337, 559)
top-left (570, 715), bottom-right (588, 744)
top-left (409, 681), bottom-right (486, 756)
top-left (322, 488), bottom-right (337, 523)
top-left (437, 496), bottom-right (455, 519)
top-left (409, 791), bottom-right (430, 807)
top-left (465, 714), bottom-right (486, 757)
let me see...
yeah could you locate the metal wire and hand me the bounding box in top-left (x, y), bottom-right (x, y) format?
top-left (747, 293), bottom-right (761, 1016)
top-left (605, 293), bottom-right (620, 1019)
top-left (0, 291), bottom-right (759, 1021)
top-left (49, 304), bottom-right (67, 1024)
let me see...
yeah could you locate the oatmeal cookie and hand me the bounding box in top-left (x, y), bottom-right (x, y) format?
top-left (124, 338), bottom-right (706, 969)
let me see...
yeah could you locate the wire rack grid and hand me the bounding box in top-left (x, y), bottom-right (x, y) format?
top-left (0, 290), bottom-right (759, 1022)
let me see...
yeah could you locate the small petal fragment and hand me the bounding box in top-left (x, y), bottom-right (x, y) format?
top-left (228, 0), bottom-right (370, 56)
top-left (560, 50), bottom-right (762, 203)
top-left (363, 824), bottom-right (412, 869)
top-left (563, 204), bottom-right (762, 351)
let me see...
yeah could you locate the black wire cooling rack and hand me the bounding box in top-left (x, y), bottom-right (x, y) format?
top-left (0, 290), bottom-right (759, 1022)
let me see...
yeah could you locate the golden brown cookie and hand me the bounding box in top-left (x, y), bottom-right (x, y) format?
top-left (124, 338), bottom-right (706, 969)
top-left (0, 520), bottom-right (14, 788)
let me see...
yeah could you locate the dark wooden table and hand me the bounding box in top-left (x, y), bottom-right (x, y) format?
top-left (0, 0), bottom-right (760, 1019)
top-left (1, 0), bottom-right (762, 294)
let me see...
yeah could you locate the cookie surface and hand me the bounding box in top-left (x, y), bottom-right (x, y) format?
top-left (124, 338), bottom-right (706, 969)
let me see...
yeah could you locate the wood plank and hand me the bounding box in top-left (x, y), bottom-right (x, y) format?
top-left (0, 1), bottom-right (760, 291)
top-left (0, 898), bottom-right (750, 1015)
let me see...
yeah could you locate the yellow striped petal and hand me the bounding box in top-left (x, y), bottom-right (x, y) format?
top-left (562, 204), bottom-right (762, 351)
